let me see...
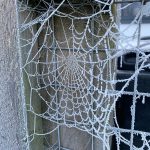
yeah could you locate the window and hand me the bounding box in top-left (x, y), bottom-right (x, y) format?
top-left (121, 2), bottom-right (150, 23)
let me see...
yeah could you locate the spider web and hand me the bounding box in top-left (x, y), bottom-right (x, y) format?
top-left (17, 0), bottom-right (150, 149)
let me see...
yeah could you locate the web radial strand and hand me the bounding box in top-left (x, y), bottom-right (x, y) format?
top-left (17, 0), bottom-right (150, 149)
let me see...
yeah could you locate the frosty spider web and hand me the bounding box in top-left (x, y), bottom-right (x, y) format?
top-left (17, 0), bottom-right (150, 149)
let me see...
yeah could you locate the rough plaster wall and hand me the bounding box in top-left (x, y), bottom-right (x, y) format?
top-left (0, 0), bottom-right (27, 149)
